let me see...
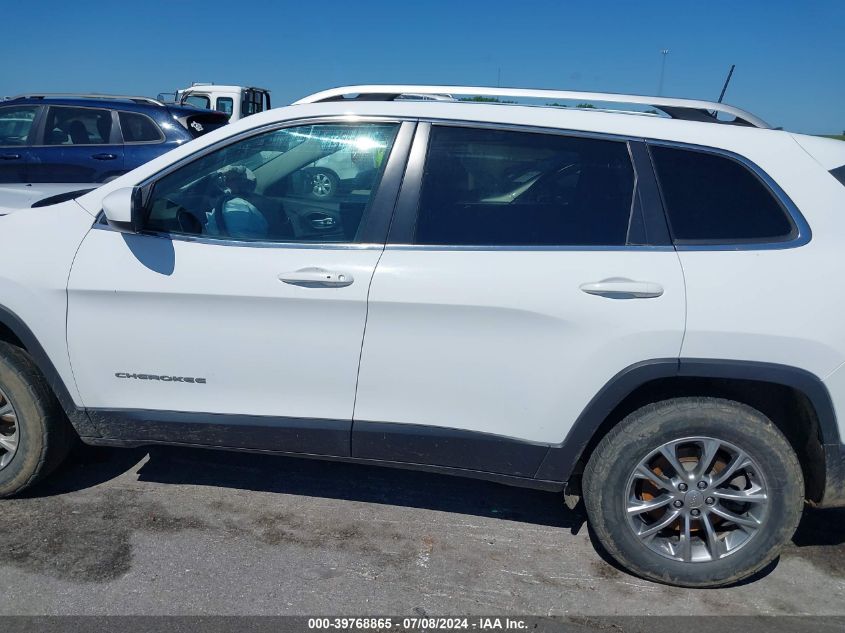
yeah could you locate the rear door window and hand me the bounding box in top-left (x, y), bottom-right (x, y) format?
top-left (413, 125), bottom-right (636, 246)
top-left (41, 106), bottom-right (113, 145)
top-left (119, 111), bottom-right (164, 143)
top-left (0, 105), bottom-right (38, 146)
top-left (650, 145), bottom-right (795, 243)
top-left (831, 165), bottom-right (845, 187)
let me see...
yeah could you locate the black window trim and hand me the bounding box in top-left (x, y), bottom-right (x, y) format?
top-left (647, 139), bottom-right (811, 251)
top-left (386, 120), bottom-right (673, 251)
top-left (98, 115), bottom-right (416, 249)
top-left (117, 110), bottom-right (165, 145)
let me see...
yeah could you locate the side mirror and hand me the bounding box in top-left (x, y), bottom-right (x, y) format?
top-left (102, 187), bottom-right (143, 233)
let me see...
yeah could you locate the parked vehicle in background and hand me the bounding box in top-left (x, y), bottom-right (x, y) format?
top-left (0, 94), bottom-right (230, 185)
top-left (0, 94), bottom-right (229, 208)
top-left (1, 84), bottom-right (844, 589)
top-left (158, 84), bottom-right (271, 121)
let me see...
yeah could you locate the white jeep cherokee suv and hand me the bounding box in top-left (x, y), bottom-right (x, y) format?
top-left (1, 85), bottom-right (844, 588)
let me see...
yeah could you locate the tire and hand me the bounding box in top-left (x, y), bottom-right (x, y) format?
top-left (583, 397), bottom-right (804, 587)
top-left (0, 342), bottom-right (74, 498)
top-left (307, 169), bottom-right (339, 199)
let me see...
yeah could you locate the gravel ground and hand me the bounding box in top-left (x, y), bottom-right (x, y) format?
top-left (0, 444), bottom-right (842, 616)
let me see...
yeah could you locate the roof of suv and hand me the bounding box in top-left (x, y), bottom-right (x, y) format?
top-left (4, 94), bottom-right (219, 119)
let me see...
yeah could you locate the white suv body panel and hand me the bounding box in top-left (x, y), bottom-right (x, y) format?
top-left (51, 97), bottom-right (845, 441)
top-left (354, 249), bottom-right (685, 443)
top-left (0, 200), bottom-right (94, 405)
top-left (67, 230), bottom-right (380, 420)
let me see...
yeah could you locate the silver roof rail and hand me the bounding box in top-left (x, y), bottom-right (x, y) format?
top-left (294, 84), bottom-right (771, 129)
top-left (8, 93), bottom-right (166, 106)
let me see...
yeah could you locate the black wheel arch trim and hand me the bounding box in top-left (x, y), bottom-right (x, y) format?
top-left (0, 304), bottom-right (99, 437)
top-left (535, 357), bottom-right (842, 490)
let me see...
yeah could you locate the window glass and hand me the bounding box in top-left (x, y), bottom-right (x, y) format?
top-left (119, 111), bottom-right (163, 143)
top-left (831, 165), bottom-right (845, 187)
top-left (414, 126), bottom-right (636, 246)
top-left (215, 97), bottom-right (234, 118)
top-left (184, 95), bottom-right (210, 110)
top-left (0, 105), bottom-right (38, 146)
top-left (42, 106), bottom-right (112, 145)
top-left (145, 122), bottom-right (399, 243)
top-left (242, 91), bottom-right (264, 116)
top-left (651, 146), bottom-right (794, 242)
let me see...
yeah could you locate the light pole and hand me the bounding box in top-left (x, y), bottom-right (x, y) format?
top-left (658, 49), bottom-right (669, 96)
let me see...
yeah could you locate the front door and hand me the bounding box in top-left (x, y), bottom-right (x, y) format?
top-left (67, 120), bottom-right (411, 454)
top-left (0, 104), bottom-right (39, 183)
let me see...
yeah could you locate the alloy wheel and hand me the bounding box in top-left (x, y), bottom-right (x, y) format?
top-left (625, 436), bottom-right (769, 563)
top-left (311, 172), bottom-right (334, 198)
top-left (0, 386), bottom-right (19, 471)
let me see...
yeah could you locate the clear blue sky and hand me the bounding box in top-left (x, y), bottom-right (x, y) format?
top-left (3, 0), bottom-right (843, 134)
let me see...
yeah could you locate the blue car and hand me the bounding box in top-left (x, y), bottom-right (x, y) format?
top-left (0, 94), bottom-right (230, 185)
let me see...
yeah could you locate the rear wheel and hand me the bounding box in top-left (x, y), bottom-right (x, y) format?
top-left (583, 397), bottom-right (804, 587)
top-left (0, 342), bottom-right (74, 498)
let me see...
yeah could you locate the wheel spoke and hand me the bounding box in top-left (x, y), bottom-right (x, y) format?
top-left (627, 493), bottom-right (673, 515)
top-left (0, 434), bottom-right (17, 453)
top-left (708, 504), bottom-right (761, 529)
top-left (0, 402), bottom-right (13, 418)
top-left (658, 443), bottom-right (688, 479)
top-left (700, 511), bottom-right (724, 560)
top-left (711, 489), bottom-right (767, 504)
top-left (633, 464), bottom-right (673, 491)
top-left (637, 510), bottom-right (680, 539)
top-left (678, 514), bottom-right (693, 562)
top-left (694, 438), bottom-right (721, 479)
top-left (709, 450), bottom-right (751, 488)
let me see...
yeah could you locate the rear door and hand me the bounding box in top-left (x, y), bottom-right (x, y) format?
top-left (29, 105), bottom-right (125, 183)
top-left (352, 123), bottom-right (687, 476)
top-left (0, 104), bottom-right (39, 183)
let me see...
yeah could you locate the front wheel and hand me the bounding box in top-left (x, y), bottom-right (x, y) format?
top-left (583, 397), bottom-right (804, 587)
top-left (0, 342), bottom-right (74, 498)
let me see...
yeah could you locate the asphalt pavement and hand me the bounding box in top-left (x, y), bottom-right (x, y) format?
top-left (1, 444), bottom-right (843, 616)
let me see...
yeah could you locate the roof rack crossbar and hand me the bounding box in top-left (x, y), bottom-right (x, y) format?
top-left (293, 85), bottom-right (770, 129)
top-left (7, 93), bottom-right (166, 106)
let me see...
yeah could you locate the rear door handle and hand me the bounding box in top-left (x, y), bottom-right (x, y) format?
top-left (580, 278), bottom-right (664, 299)
top-left (278, 267), bottom-right (354, 288)
top-left (92, 153), bottom-right (117, 160)
top-left (0, 154), bottom-right (21, 160)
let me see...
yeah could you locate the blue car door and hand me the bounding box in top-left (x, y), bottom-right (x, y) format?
top-left (0, 104), bottom-right (39, 183)
top-left (29, 105), bottom-right (125, 183)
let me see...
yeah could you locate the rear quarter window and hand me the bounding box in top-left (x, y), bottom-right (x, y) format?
top-left (119, 111), bottom-right (164, 143)
top-left (650, 145), bottom-right (795, 243)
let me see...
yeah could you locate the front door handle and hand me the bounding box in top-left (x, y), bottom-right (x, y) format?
top-left (278, 267), bottom-right (354, 288)
top-left (92, 153), bottom-right (117, 160)
top-left (580, 278), bottom-right (664, 299)
top-left (0, 154), bottom-right (21, 160)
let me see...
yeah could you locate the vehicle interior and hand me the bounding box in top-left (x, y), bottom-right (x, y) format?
top-left (415, 129), bottom-right (637, 246)
top-left (144, 123), bottom-right (398, 242)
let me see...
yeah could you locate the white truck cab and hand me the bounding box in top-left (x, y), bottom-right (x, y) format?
top-left (161, 83), bottom-right (271, 121)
